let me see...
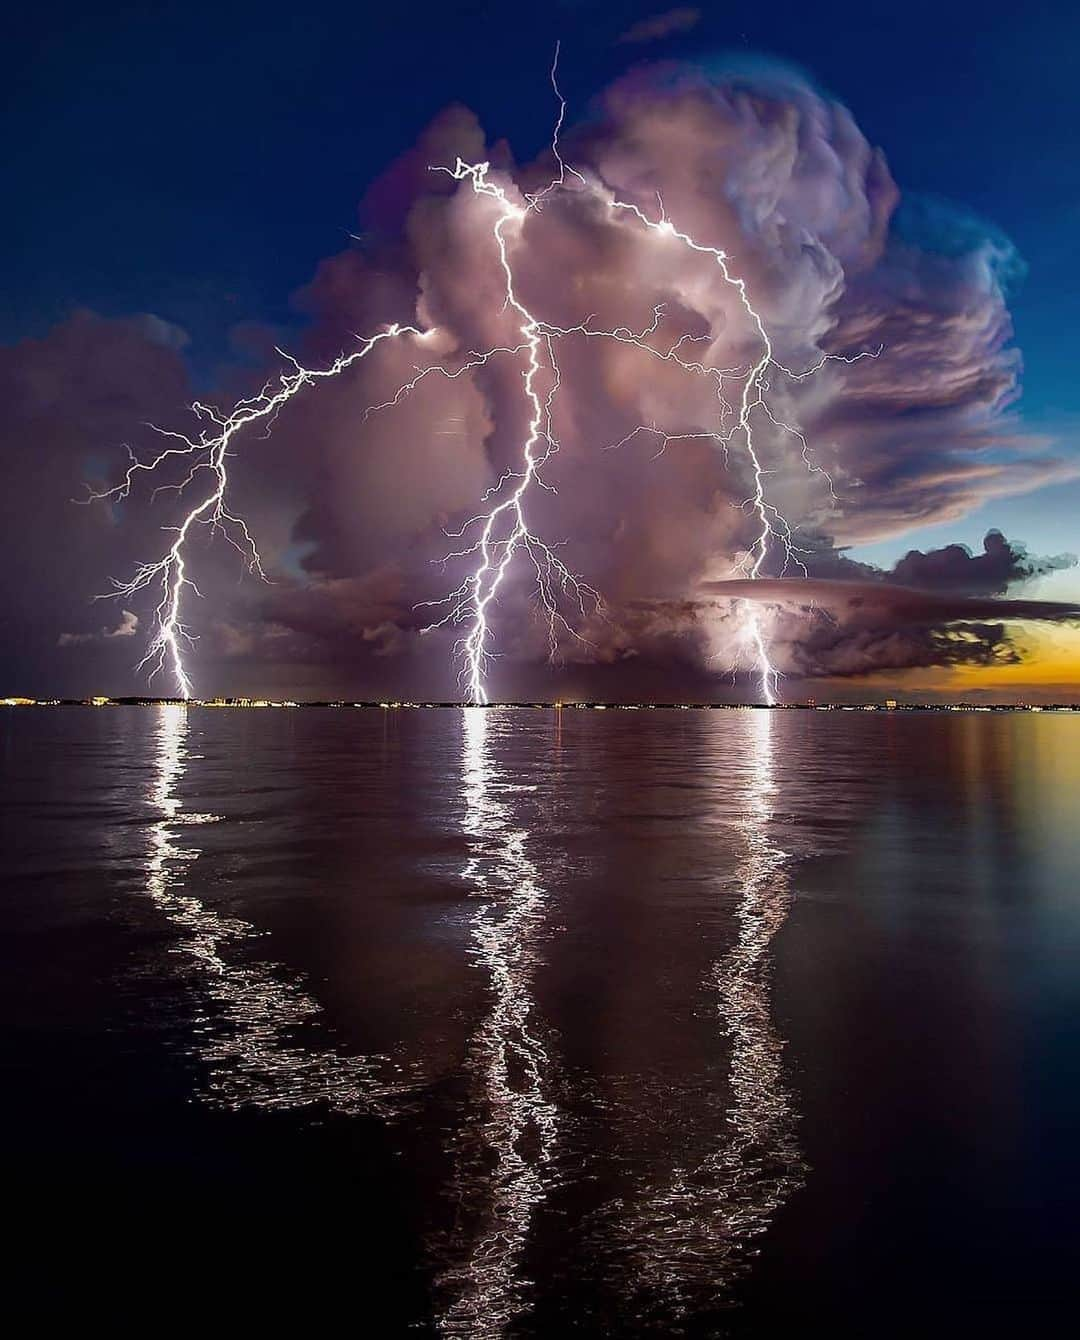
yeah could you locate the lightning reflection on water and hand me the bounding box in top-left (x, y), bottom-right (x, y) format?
top-left (597, 710), bottom-right (805, 1321)
top-left (144, 705), bottom-right (390, 1113)
top-left (434, 707), bottom-right (558, 1336)
top-left (140, 706), bottom-right (805, 1330)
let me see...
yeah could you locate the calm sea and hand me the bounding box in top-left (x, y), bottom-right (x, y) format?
top-left (2, 706), bottom-right (1078, 1333)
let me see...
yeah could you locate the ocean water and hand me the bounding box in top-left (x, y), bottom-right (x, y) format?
top-left (2, 705), bottom-right (1078, 1333)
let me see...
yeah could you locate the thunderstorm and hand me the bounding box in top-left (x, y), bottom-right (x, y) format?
top-left (93, 47), bottom-right (876, 705)
top-left (9, 7), bottom-right (1080, 1337)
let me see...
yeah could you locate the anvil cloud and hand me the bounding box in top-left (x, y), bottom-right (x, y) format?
top-left (0, 61), bottom-right (1074, 698)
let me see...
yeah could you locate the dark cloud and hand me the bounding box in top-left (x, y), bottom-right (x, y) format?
top-left (805, 528), bottom-right (1076, 594)
top-left (701, 569), bottom-right (1080, 678)
top-left (705, 577), bottom-right (1080, 624)
top-left (1, 64), bottom-right (1075, 698)
top-left (696, 527), bottom-right (1078, 680)
top-left (0, 311), bottom-right (193, 693)
top-left (886, 529), bottom-right (1074, 595)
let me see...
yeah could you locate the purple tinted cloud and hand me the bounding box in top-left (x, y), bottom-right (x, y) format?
top-left (1, 62), bottom-right (1076, 697)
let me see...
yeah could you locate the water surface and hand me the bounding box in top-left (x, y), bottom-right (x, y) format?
top-left (3, 707), bottom-right (1078, 1332)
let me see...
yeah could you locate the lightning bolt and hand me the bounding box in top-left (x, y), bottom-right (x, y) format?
top-left (414, 48), bottom-right (876, 704)
top-left (89, 324), bottom-right (426, 697)
top-left (95, 44), bottom-right (876, 706)
top-left (532, 48), bottom-right (878, 703)
top-left (583, 191), bottom-right (880, 705)
top-left (413, 156), bottom-right (602, 705)
top-left (605, 196), bottom-right (788, 704)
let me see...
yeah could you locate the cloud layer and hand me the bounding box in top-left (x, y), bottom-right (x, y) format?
top-left (1, 61), bottom-right (1075, 698)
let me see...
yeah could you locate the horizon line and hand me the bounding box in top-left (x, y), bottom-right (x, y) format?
top-left (3, 696), bottom-right (1078, 712)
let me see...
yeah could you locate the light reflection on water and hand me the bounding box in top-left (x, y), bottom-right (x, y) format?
top-left (148, 705), bottom-right (560, 1332)
top-left (142, 705), bottom-right (802, 1330)
top-left (11, 707), bottom-right (1074, 1327)
top-left (435, 707), bottom-right (558, 1336)
top-left (588, 710), bottom-right (805, 1322)
top-left (145, 704), bottom-right (390, 1113)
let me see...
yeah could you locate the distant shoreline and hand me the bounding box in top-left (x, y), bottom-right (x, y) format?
top-left (3, 698), bottom-right (1078, 713)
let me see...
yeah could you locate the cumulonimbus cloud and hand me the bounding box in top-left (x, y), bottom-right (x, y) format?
top-left (2, 60), bottom-right (1076, 696)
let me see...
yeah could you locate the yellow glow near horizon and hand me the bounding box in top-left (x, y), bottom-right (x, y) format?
top-left (827, 621), bottom-right (1080, 699)
top-left (949, 622), bottom-right (1080, 690)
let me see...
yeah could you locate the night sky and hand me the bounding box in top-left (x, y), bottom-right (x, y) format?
top-left (3, 0), bottom-right (1078, 700)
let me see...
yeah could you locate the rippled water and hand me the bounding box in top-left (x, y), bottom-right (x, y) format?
top-left (3, 706), bottom-right (1079, 1332)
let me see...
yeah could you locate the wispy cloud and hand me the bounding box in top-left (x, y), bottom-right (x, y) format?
top-left (618, 7), bottom-right (701, 45)
top-left (58, 609), bottom-right (139, 646)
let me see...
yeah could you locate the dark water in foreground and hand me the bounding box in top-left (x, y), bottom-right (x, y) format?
top-left (2, 706), bottom-right (1079, 1333)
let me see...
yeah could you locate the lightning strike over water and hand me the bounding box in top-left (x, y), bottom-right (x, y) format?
top-left (586, 191), bottom-right (878, 705)
top-left (414, 155), bottom-right (603, 705)
top-left (413, 47), bottom-right (880, 702)
top-left (96, 47), bottom-right (875, 704)
top-left (413, 153), bottom-right (876, 700)
top-left (91, 325), bottom-right (424, 698)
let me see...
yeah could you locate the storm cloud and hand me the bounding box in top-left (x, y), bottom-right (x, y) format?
top-left (704, 531), bottom-right (1080, 678)
top-left (1, 60), bottom-right (1075, 698)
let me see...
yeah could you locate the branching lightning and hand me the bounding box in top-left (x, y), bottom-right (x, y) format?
top-left (410, 47), bottom-right (877, 704)
top-left (412, 155), bottom-right (602, 705)
top-left (94, 44), bottom-right (876, 705)
top-left (585, 190), bottom-right (878, 704)
top-left (89, 325), bottom-right (426, 697)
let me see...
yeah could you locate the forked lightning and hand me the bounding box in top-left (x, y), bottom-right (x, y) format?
top-left (94, 47), bottom-right (875, 704)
